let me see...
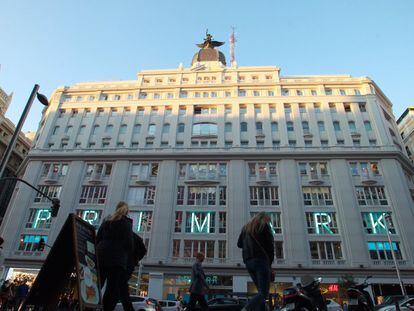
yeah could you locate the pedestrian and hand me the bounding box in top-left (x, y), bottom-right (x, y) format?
top-left (14, 279), bottom-right (29, 310)
top-left (0, 280), bottom-right (13, 311)
top-left (237, 212), bottom-right (274, 311)
top-left (187, 252), bottom-right (209, 311)
top-left (97, 201), bottom-right (134, 311)
top-left (119, 232), bottom-right (147, 311)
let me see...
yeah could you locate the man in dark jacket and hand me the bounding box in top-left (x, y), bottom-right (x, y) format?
top-left (187, 252), bottom-right (209, 311)
top-left (120, 232), bottom-right (147, 311)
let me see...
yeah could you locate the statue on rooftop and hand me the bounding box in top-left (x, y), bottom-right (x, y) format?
top-left (196, 30), bottom-right (224, 49)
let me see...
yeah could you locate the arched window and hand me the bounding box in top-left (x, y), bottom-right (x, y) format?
top-left (240, 122), bottom-right (248, 132)
top-left (106, 124), bottom-right (113, 133)
top-left (256, 122), bottom-right (263, 131)
top-left (65, 126), bottom-right (73, 135)
top-left (348, 121), bottom-right (356, 131)
top-left (120, 124), bottom-right (128, 134)
top-left (302, 121), bottom-right (309, 132)
top-left (287, 122), bottom-right (294, 132)
top-left (162, 123), bottom-right (170, 134)
top-left (333, 121), bottom-right (340, 131)
top-left (148, 124), bottom-right (156, 136)
top-left (53, 126), bottom-right (60, 135)
top-left (225, 122), bottom-right (232, 133)
top-left (92, 125), bottom-right (100, 135)
top-left (364, 121), bottom-right (372, 131)
top-left (271, 122), bottom-right (278, 132)
top-left (192, 123), bottom-right (218, 136)
top-left (178, 123), bottom-right (185, 133)
top-left (133, 124), bottom-right (141, 134)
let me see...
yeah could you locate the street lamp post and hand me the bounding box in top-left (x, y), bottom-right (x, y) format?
top-left (0, 84), bottom-right (48, 178)
top-left (383, 212), bottom-right (407, 296)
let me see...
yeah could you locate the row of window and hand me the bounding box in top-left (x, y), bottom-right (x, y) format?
top-left (57, 102), bottom-right (368, 119)
top-left (39, 161), bottom-right (381, 182)
top-left (62, 87), bottom-right (363, 103)
top-left (34, 183), bottom-right (389, 208)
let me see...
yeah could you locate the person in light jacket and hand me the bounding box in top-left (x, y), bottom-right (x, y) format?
top-left (97, 201), bottom-right (134, 311)
top-left (237, 212), bottom-right (274, 311)
top-left (187, 252), bottom-right (209, 311)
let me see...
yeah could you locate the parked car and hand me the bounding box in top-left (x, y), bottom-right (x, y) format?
top-left (326, 299), bottom-right (342, 311)
top-left (375, 296), bottom-right (414, 311)
top-left (114, 296), bottom-right (162, 311)
top-left (376, 297), bottom-right (414, 311)
top-left (159, 299), bottom-right (182, 311)
top-left (187, 297), bottom-right (246, 310)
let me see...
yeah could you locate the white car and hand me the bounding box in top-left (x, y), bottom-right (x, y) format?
top-left (376, 297), bottom-right (414, 311)
top-left (158, 299), bottom-right (182, 310)
top-left (326, 299), bottom-right (343, 311)
top-left (114, 296), bottom-right (161, 311)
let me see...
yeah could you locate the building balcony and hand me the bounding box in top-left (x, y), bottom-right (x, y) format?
top-left (131, 175), bottom-right (151, 185)
top-left (43, 172), bottom-right (59, 184)
top-left (256, 175), bottom-right (272, 185)
top-left (88, 173), bottom-right (103, 184)
top-left (302, 173), bottom-right (329, 185)
top-left (360, 174), bottom-right (382, 185)
top-left (184, 173), bottom-right (220, 185)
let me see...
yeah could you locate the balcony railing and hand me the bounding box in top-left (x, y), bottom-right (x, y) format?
top-left (372, 260), bottom-right (407, 266)
top-left (312, 259), bottom-right (346, 265)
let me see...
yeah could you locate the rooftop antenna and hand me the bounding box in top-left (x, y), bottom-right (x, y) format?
top-left (229, 27), bottom-right (237, 66)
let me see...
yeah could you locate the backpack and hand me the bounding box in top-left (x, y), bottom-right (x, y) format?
top-left (133, 233), bottom-right (147, 263)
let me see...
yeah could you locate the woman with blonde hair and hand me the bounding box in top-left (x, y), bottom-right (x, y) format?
top-left (97, 201), bottom-right (134, 311)
top-left (237, 212), bottom-right (274, 311)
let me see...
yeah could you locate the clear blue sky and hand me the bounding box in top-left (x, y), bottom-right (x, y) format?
top-left (1, 0), bottom-right (413, 132)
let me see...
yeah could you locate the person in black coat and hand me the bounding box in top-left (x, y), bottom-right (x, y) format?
top-left (237, 212), bottom-right (274, 311)
top-left (97, 201), bottom-right (133, 311)
top-left (120, 232), bottom-right (147, 311)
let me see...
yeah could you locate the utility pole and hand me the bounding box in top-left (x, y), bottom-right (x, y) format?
top-left (383, 212), bottom-right (407, 296)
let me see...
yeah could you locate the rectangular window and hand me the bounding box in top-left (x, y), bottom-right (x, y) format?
top-left (18, 235), bottom-right (48, 252)
top-left (275, 241), bottom-right (284, 259)
top-left (172, 240), bottom-right (181, 257)
top-left (175, 211), bottom-right (183, 232)
top-left (187, 187), bottom-right (217, 205)
top-left (367, 241), bottom-right (402, 260)
top-left (329, 103), bottom-right (337, 113)
top-left (302, 187), bottom-right (333, 206)
top-left (79, 186), bottom-right (108, 204)
top-left (309, 241), bottom-right (343, 260)
top-left (306, 212), bottom-right (338, 234)
top-left (249, 186), bottom-right (279, 206)
top-left (127, 186), bottom-right (156, 205)
top-left (26, 209), bottom-right (52, 229)
top-left (362, 212), bottom-right (396, 235)
top-left (355, 186), bottom-right (388, 206)
top-left (218, 241), bottom-right (226, 259)
top-left (34, 186), bottom-right (61, 203)
top-left (183, 240), bottom-right (215, 259)
top-left (219, 212), bottom-right (226, 233)
top-left (344, 104), bottom-right (351, 112)
top-left (86, 163), bottom-right (112, 177)
top-left (359, 103), bottom-right (367, 112)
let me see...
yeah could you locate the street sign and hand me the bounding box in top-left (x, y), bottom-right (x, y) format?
top-left (21, 214), bottom-right (103, 310)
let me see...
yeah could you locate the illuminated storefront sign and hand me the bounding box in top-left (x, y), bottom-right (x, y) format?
top-left (184, 212), bottom-right (215, 233)
top-left (33, 209), bottom-right (51, 228)
top-left (77, 210), bottom-right (101, 226)
top-left (362, 212), bottom-right (394, 234)
top-left (191, 212), bottom-right (211, 233)
top-left (314, 213), bottom-right (333, 235)
top-left (306, 212), bottom-right (337, 235)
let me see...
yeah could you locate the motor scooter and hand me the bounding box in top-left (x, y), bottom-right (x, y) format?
top-left (347, 276), bottom-right (374, 311)
top-left (282, 277), bottom-right (327, 311)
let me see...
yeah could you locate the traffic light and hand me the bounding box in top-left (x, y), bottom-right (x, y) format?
top-left (38, 238), bottom-right (46, 251)
top-left (51, 199), bottom-right (60, 217)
